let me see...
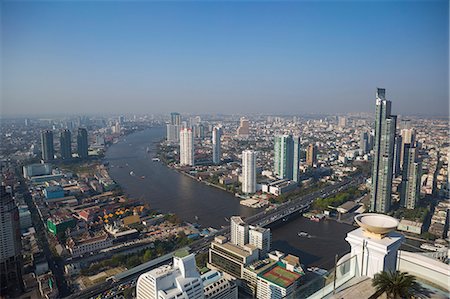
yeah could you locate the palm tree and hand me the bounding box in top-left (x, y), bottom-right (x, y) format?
top-left (371, 270), bottom-right (424, 299)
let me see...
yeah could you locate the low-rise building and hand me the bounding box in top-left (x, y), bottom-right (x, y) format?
top-left (261, 179), bottom-right (297, 196)
top-left (43, 186), bottom-right (65, 199)
top-left (397, 219), bottom-right (423, 235)
top-left (66, 232), bottom-right (112, 258)
top-left (47, 214), bottom-right (76, 236)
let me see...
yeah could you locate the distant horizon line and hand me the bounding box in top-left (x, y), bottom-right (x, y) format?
top-left (0, 112), bottom-right (449, 120)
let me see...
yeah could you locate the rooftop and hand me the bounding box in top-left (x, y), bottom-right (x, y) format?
top-left (213, 241), bottom-right (253, 257)
top-left (259, 264), bottom-right (301, 288)
top-left (174, 249), bottom-right (190, 258)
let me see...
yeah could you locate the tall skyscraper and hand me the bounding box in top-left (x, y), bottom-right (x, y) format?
top-left (77, 128), bottom-right (89, 159)
top-left (212, 126), bottom-right (222, 165)
top-left (400, 128), bottom-right (416, 169)
top-left (171, 112), bottom-right (181, 125)
top-left (359, 132), bottom-right (369, 154)
top-left (230, 216), bottom-right (249, 247)
top-left (306, 144), bottom-right (317, 168)
top-left (41, 130), bottom-right (54, 162)
top-left (338, 116), bottom-right (347, 128)
top-left (180, 128), bottom-right (194, 166)
top-left (136, 252), bottom-right (204, 299)
top-left (242, 150), bottom-right (256, 194)
top-left (60, 129), bottom-right (72, 160)
top-left (370, 88), bottom-right (397, 213)
top-left (0, 187), bottom-right (24, 297)
top-left (167, 112), bottom-right (182, 143)
top-left (401, 145), bottom-right (422, 209)
top-left (292, 136), bottom-right (301, 183)
top-left (393, 135), bottom-right (402, 177)
top-left (273, 135), bottom-right (300, 182)
top-left (236, 117), bottom-right (250, 137)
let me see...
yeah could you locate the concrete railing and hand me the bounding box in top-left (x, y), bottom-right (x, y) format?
top-left (397, 250), bottom-right (450, 291)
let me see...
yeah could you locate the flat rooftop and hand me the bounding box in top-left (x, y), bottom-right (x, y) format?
top-left (213, 241), bottom-right (252, 257)
top-left (174, 249), bottom-right (190, 258)
top-left (260, 264), bottom-right (301, 288)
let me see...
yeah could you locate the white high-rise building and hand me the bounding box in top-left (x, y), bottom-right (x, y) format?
top-left (242, 150), bottom-right (256, 194)
top-left (180, 128), bottom-right (194, 166)
top-left (230, 216), bottom-right (249, 247)
top-left (212, 126), bottom-right (222, 165)
top-left (249, 227), bottom-right (271, 258)
top-left (136, 253), bottom-right (204, 299)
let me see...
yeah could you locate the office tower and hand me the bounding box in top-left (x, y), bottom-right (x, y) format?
top-left (360, 132), bottom-right (369, 154)
top-left (0, 187), bottom-right (24, 296)
top-left (400, 128), bottom-right (416, 169)
top-left (249, 227), bottom-right (271, 258)
top-left (393, 135), bottom-right (402, 177)
top-left (370, 88), bottom-right (397, 213)
top-left (292, 136), bottom-right (301, 183)
top-left (136, 252), bottom-right (204, 299)
top-left (193, 123), bottom-right (205, 139)
top-left (236, 117), bottom-right (250, 137)
top-left (41, 130), bottom-right (55, 161)
top-left (274, 135), bottom-right (300, 182)
top-left (400, 119), bottom-right (411, 130)
top-left (242, 150), bottom-right (256, 194)
top-left (171, 112), bottom-right (181, 126)
top-left (306, 144), bottom-right (317, 168)
top-left (167, 112), bottom-right (182, 143)
top-left (401, 145), bottom-right (422, 209)
top-left (118, 115), bottom-right (125, 124)
top-left (230, 216), bottom-right (249, 247)
top-left (77, 128), bottom-right (89, 159)
top-left (180, 128), bottom-right (194, 166)
top-left (60, 129), bottom-right (72, 160)
top-left (338, 116), bottom-right (347, 128)
top-left (212, 126), bottom-right (222, 164)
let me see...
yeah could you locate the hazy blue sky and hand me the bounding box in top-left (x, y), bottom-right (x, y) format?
top-left (1, 0), bottom-right (448, 116)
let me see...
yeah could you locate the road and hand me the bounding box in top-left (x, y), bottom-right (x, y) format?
top-left (70, 175), bottom-right (363, 299)
top-left (16, 169), bottom-right (72, 297)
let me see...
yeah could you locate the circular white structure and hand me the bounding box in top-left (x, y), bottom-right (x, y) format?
top-left (355, 213), bottom-right (399, 237)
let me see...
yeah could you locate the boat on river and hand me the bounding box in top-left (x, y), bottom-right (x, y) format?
top-left (298, 231), bottom-right (312, 238)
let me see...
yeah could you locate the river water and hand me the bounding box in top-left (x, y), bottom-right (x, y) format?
top-left (105, 128), bottom-right (353, 269)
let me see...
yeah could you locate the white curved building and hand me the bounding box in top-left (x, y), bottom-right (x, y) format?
top-left (136, 253), bottom-right (204, 299)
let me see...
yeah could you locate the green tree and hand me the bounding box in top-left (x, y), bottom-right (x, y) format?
top-left (371, 270), bottom-right (423, 299)
top-left (143, 249), bottom-right (153, 262)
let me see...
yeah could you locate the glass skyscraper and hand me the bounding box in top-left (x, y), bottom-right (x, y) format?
top-left (77, 128), bottom-right (89, 159)
top-left (60, 129), bottom-right (72, 160)
top-left (370, 88), bottom-right (397, 213)
top-left (41, 130), bottom-right (54, 162)
top-left (274, 135), bottom-right (300, 183)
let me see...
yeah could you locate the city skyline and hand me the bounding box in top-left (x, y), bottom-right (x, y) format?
top-left (2, 0), bottom-right (448, 116)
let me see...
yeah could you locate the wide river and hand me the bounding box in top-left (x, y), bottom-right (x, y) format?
top-left (105, 127), bottom-right (353, 269)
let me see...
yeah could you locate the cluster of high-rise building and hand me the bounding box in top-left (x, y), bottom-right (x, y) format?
top-left (166, 113), bottom-right (224, 167)
top-left (207, 216), bottom-right (305, 298)
top-left (370, 88), bottom-right (423, 213)
top-left (40, 127), bottom-right (89, 162)
top-left (137, 251), bottom-right (238, 299)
